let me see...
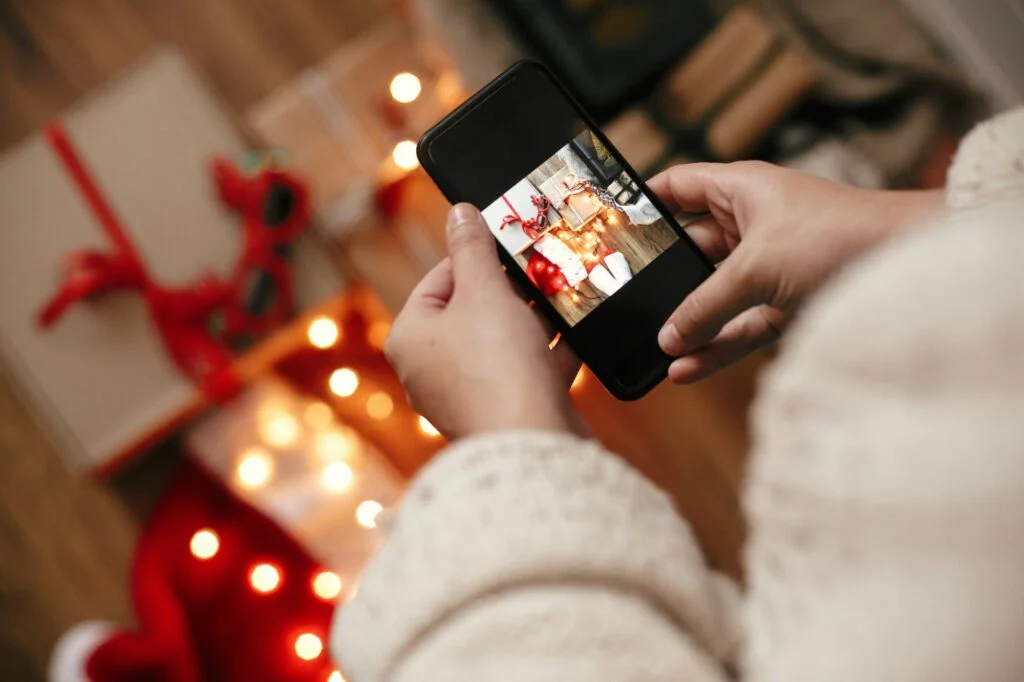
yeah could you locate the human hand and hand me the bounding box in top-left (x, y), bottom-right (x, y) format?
top-left (385, 204), bottom-right (584, 440)
top-left (649, 162), bottom-right (943, 383)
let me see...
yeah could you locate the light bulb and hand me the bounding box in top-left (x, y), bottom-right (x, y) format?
top-left (367, 320), bottom-right (390, 350)
top-left (356, 500), bottom-right (383, 529)
top-left (418, 415), bottom-right (440, 437)
top-left (249, 563), bottom-right (282, 594)
top-left (328, 671), bottom-right (345, 682)
top-left (571, 367), bottom-right (587, 393)
top-left (304, 402), bottom-right (334, 430)
top-left (307, 316), bottom-right (340, 349)
top-left (261, 411), bottom-right (299, 448)
top-left (329, 368), bottom-right (359, 397)
top-left (236, 448), bottom-right (273, 489)
top-left (389, 72), bottom-right (422, 103)
top-left (190, 529), bottom-right (219, 560)
top-left (366, 391), bottom-right (394, 420)
top-left (312, 570), bottom-right (343, 601)
top-left (294, 633), bottom-right (323, 661)
top-left (392, 140), bottom-right (419, 171)
top-left (321, 461), bottom-right (354, 493)
top-left (315, 430), bottom-right (354, 461)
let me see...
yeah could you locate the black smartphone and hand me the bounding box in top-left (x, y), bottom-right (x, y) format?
top-left (418, 60), bottom-right (713, 400)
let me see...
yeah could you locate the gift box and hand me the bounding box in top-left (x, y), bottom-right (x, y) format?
top-left (0, 49), bottom-right (344, 473)
top-left (481, 178), bottom-right (562, 255)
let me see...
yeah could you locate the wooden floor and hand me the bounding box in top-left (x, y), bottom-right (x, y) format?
top-left (0, 0), bottom-right (388, 679)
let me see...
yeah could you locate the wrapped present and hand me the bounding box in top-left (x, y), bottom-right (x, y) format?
top-left (480, 178), bottom-right (561, 255)
top-left (0, 49), bottom-right (343, 473)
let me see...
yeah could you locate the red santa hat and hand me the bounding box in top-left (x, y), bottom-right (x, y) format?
top-left (49, 457), bottom-right (342, 682)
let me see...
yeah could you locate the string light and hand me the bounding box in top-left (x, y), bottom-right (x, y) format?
top-left (190, 529), bottom-right (219, 560)
top-left (328, 672), bottom-right (345, 682)
top-left (321, 461), bottom-right (354, 493)
top-left (356, 500), bottom-right (383, 529)
top-left (294, 633), bottom-right (323, 661)
top-left (367, 320), bottom-right (390, 349)
top-left (236, 448), bottom-right (274, 490)
top-left (304, 402), bottom-right (334, 430)
top-left (307, 316), bottom-right (340, 349)
top-left (389, 72), bottom-right (422, 103)
top-left (315, 430), bottom-right (354, 461)
top-left (261, 411), bottom-right (300, 448)
top-left (329, 368), bottom-right (360, 397)
top-left (249, 563), bottom-right (282, 594)
top-left (392, 140), bottom-right (419, 170)
top-left (366, 391), bottom-right (394, 420)
top-left (570, 292), bottom-right (581, 303)
top-left (418, 415), bottom-right (440, 437)
top-left (571, 367), bottom-right (587, 393)
top-left (312, 570), bottom-right (343, 601)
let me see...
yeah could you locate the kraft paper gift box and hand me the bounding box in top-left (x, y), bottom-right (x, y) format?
top-left (0, 49), bottom-right (343, 473)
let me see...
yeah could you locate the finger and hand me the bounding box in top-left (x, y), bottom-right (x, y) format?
top-left (405, 258), bottom-right (454, 310)
top-left (658, 245), bottom-right (764, 356)
top-left (446, 203), bottom-right (506, 292)
top-left (667, 306), bottom-right (785, 384)
top-left (648, 163), bottom-right (729, 215)
top-left (547, 332), bottom-right (583, 388)
top-left (683, 215), bottom-right (732, 263)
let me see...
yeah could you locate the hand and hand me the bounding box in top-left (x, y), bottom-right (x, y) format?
top-left (649, 162), bottom-right (944, 383)
top-left (385, 204), bottom-right (584, 440)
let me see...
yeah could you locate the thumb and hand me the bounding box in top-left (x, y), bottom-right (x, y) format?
top-left (446, 203), bottom-right (505, 290)
top-left (658, 247), bottom-right (763, 356)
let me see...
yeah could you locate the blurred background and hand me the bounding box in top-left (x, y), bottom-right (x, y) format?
top-left (0, 0), bottom-right (1019, 679)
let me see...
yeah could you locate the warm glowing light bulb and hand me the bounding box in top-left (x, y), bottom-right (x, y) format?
top-left (249, 563), bottom-right (282, 594)
top-left (307, 316), bottom-right (340, 349)
top-left (366, 391), bottom-right (394, 420)
top-left (356, 500), bottom-right (383, 529)
top-left (418, 415), bottom-right (440, 437)
top-left (294, 633), bottom-right (323, 661)
top-left (261, 411), bottom-right (299, 448)
top-left (321, 461), bottom-right (354, 493)
top-left (389, 72), bottom-right (422, 103)
top-left (315, 430), bottom-right (354, 461)
top-left (236, 448), bottom-right (273, 489)
top-left (329, 368), bottom-right (359, 397)
top-left (304, 402), bottom-right (334, 430)
top-left (392, 140), bottom-right (419, 170)
top-left (190, 529), bottom-right (219, 560)
top-left (328, 671), bottom-right (345, 682)
top-left (571, 367), bottom-right (587, 393)
top-left (312, 570), bottom-right (343, 601)
top-left (367, 320), bottom-right (390, 349)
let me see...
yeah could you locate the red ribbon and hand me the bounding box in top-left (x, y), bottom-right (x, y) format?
top-left (37, 122), bottom-right (311, 400)
top-left (499, 193), bottom-right (552, 241)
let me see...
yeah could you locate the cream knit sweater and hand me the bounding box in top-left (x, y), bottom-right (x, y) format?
top-left (332, 108), bottom-right (1024, 682)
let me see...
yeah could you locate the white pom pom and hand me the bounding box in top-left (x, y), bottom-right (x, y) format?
top-left (48, 621), bottom-right (116, 682)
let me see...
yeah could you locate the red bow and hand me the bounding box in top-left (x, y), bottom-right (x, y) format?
top-left (36, 123), bottom-right (312, 400)
top-left (500, 194), bottom-right (552, 241)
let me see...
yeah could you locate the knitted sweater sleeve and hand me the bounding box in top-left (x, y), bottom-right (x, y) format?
top-left (331, 431), bottom-right (741, 682)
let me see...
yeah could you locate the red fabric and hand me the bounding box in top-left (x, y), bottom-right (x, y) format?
top-left (37, 123), bottom-right (313, 399)
top-left (85, 456), bottom-right (338, 682)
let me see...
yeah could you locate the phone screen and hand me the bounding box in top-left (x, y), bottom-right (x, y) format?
top-left (480, 127), bottom-right (680, 326)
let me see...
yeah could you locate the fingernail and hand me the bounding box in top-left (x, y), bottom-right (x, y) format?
top-left (448, 203), bottom-right (479, 235)
top-left (659, 323), bottom-right (685, 356)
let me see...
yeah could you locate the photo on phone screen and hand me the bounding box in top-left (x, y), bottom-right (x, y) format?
top-left (480, 127), bottom-right (679, 326)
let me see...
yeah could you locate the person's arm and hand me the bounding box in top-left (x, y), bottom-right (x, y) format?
top-left (330, 206), bottom-right (741, 681)
top-left (333, 431), bottom-right (740, 682)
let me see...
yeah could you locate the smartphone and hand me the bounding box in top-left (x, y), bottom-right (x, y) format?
top-left (418, 60), bottom-right (713, 400)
